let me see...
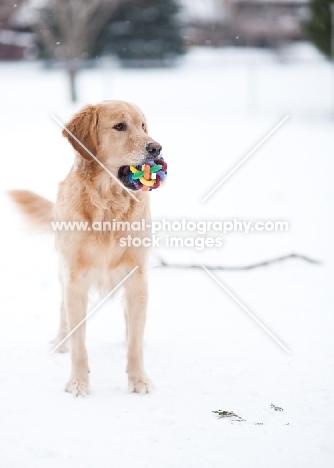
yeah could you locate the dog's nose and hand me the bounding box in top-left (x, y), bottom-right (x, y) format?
top-left (146, 142), bottom-right (162, 158)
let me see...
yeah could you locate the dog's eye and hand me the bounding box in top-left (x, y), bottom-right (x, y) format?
top-left (142, 123), bottom-right (145, 129)
top-left (113, 123), bottom-right (126, 131)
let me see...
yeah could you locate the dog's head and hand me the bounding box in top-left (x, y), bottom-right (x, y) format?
top-left (62, 100), bottom-right (162, 189)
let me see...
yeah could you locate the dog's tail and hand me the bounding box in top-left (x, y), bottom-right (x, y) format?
top-left (9, 190), bottom-right (54, 231)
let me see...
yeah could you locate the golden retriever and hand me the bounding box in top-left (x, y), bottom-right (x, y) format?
top-left (10, 100), bottom-right (163, 396)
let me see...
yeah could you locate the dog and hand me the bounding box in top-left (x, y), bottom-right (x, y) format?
top-left (10, 100), bottom-right (163, 396)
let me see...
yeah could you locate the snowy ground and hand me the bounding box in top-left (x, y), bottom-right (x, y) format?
top-left (0, 44), bottom-right (333, 467)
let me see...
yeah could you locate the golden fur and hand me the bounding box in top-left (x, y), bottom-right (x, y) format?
top-left (9, 100), bottom-right (161, 396)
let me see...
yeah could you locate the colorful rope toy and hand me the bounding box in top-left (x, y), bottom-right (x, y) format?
top-left (118, 158), bottom-right (167, 192)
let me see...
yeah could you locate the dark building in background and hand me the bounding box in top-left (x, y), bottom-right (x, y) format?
top-left (180, 0), bottom-right (308, 47)
top-left (0, 3), bottom-right (35, 60)
top-left (0, 0), bottom-right (312, 62)
top-left (227, 0), bottom-right (309, 47)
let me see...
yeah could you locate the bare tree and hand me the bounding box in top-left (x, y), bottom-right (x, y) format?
top-left (28, 0), bottom-right (122, 101)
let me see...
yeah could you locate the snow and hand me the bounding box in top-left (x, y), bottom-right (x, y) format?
top-left (0, 44), bottom-right (333, 467)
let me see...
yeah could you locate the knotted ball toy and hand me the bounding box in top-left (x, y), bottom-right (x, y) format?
top-left (118, 158), bottom-right (167, 192)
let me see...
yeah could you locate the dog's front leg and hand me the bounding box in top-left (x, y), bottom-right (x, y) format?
top-left (64, 275), bottom-right (90, 396)
top-left (52, 298), bottom-right (69, 353)
top-left (124, 267), bottom-right (152, 394)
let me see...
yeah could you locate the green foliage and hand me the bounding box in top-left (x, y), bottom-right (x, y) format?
top-left (94, 0), bottom-right (185, 63)
top-left (304, 0), bottom-right (333, 58)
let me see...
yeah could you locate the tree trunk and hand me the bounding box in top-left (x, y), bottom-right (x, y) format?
top-left (67, 67), bottom-right (78, 102)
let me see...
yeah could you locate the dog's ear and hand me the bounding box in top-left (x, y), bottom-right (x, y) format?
top-left (62, 105), bottom-right (98, 161)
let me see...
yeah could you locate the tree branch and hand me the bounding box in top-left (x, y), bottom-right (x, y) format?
top-left (30, 9), bottom-right (59, 54)
top-left (83, 0), bottom-right (122, 51)
top-left (29, 0), bottom-right (122, 59)
top-left (154, 253), bottom-right (321, 271)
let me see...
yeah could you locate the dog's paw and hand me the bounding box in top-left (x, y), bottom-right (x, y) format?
top-left (128, 375), bottom-right (153, 394)
top-left (65, 379), bottom-right (89, 397)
